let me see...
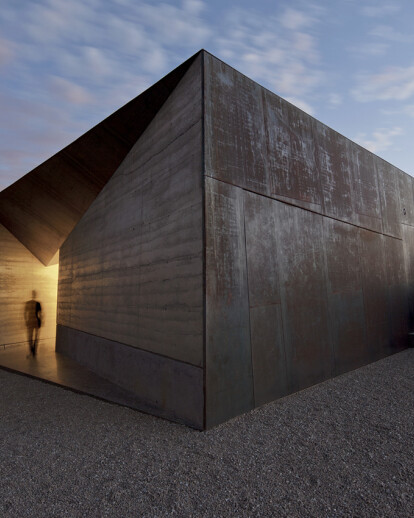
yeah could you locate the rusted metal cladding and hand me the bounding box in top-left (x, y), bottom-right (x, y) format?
top-left (265, 92), bottom-right (322, 212)
top-left (204, 52), bottom-right (411, 428)
top-left (402, 225), bottom-right (414, 332)
top-left (323, 218), bottom-right (368, 375)
top-left (358, 229), bottom-right (389, 360)
top-left (313, 120), bottom-right (354, 223)
top-left (244, 193), bottom-right (288, 406)
top-left (203, 53), bottom-right (407, 236)
top-left (271, 202), bottom-right (333, 393)
top-left (350, 147), bottom-right (383, 234)
top-left (375, 157), bottom-right (401, 239)
top-left (398, 171), bottom-right (414, 227)
top-left (204, 56), bottom-right (269, 195)
top-left (383, 236), bottom-right (408, 351)
top-left (205, 178), bottom-right (254, 428)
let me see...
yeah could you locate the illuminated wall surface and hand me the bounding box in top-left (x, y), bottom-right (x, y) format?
top-left (2, 51), bottom-right (414, 429)
top-left (0, 224), bottom-right (58, 347)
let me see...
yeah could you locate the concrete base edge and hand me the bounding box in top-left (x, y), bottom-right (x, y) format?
top-left (56, 325), bottom-right (204, 429)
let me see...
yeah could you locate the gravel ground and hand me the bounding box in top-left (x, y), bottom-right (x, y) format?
top-left (0, 350), bottom-right (413, 518)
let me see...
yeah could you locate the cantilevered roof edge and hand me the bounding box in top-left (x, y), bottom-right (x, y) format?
top-left (0, 50), bottom-right (202, 266)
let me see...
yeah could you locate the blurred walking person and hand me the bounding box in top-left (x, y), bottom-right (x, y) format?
top-left (25, 291), bottom-right (42, 357)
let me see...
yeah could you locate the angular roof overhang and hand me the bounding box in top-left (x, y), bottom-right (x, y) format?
top-left (0, 51), bottom-right (200, 266)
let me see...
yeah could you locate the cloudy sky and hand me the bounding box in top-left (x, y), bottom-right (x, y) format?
top-left (1, 0), bottom-right (414, 190)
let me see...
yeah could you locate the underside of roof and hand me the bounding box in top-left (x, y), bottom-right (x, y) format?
top-left (0, 51), bottom-right (200, 266)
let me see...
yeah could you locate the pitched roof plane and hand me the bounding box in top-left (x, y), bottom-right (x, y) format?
top-left (0, 51), bottom-right (201, 265)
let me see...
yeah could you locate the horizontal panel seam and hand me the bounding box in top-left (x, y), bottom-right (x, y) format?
top-left (205, 175), bottom-right (403, 242)
top-left (57, 324), bottom-right (203, 369)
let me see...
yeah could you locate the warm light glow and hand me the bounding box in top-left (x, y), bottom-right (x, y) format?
top-left (0, 224), bottom-right (59, 347)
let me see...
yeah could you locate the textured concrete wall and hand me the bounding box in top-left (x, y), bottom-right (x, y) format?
top-left (204, 53), bottom-right (410, 428)
top-left (56, 325), bottom-right (203, 428)
top-left (0, 224), bottom-right (58, 347)
top-left (57, 57), bottom-right (204, 428)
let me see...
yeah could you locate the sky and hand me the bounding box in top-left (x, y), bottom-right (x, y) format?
top-left (1, 0), bottom-right (414, 191)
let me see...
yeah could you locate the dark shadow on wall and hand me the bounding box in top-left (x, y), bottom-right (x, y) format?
top-left (24, 291), bottom-right (42, 356)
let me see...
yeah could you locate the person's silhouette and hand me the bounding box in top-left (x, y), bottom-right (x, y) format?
top-left (24, 291), bottom-right (42, 357)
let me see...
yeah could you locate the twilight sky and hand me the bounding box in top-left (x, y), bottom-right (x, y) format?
top-left (1, 0), bottom-right (414, 191)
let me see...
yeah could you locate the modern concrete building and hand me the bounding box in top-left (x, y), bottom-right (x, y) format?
top-left (1, 50), bottom-right (413, 429)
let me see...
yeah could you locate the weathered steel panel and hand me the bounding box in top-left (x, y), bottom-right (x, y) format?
top-left (313, 121), bottom-right (354, 223)
top-left (398, 170), bottom-right (414, 226)
top-left (350, 145), bottom-right (382, 233)
top-left (250, 305), bottom-right (288, 406)
top-left (323, 218), bottom-right (367, 374)
top-left (375, 157), bottom-right (401, 238)
top-left (328, 292), bottom-right (367, 375)
top-left (383, 236), bottom-right (408, 352)
top-left (244, 192), bottom-right (287, 405)
top-left (244, 192), bottom-right (281, 307)
top-left (204, 53), bottom-right (269, 195)
top-left (323, 218), bottom-right (362, 294)
top-left (205, 177), bottom-right (253, 428)
top-left (203, 54), bottom-right (413, 427)
top-left (402, 224), bottom-right (414, 332)
top-left (264, 91), bottom-right (322, 212)
top-left (358, 229), bottom-right (388, 361)
top-left (273, 202), bottom-right (332, 393)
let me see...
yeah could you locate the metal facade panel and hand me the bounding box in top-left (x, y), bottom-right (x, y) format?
top-left (202, 52), bottom-right (412, 427)
top-left (398, 171), bottom-right (414, 226)
top-left (204, 54), bottom-right (269, 194)
top-left (264, 91), bottom-right (322, 211)
top-left (244, 192), bottom-right (281, 307)
top-left (329, 291), bottom-right (367, 375)
top-left (323, 218), bottom-right (367, 374)
top-left (383, 236), bottom-right (408, 352)
top-left (272, 202), bottom-right (332, 393)
top-left (250, 305), bottom-right (288, 406)
top-left (358, 229), bottom-right (388, 360)
top-left (244, 192), bottom-right (287, 406)
top-left (402, 224), bottom-right (414, 332)
top-left (323, 218), bottom-right (362, 294)
top-left (313, 120), bottom-right (354, 223)
top-left (205, 177), bottom-right (254, 428)
top-left (375, 157), bottom-right (401, 238)
top-left (350, 146), bottom-right (382, 233)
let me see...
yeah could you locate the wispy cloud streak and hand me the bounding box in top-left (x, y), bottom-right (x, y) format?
top-left (352, 66), bottom-right (414, 102)
top-left (354, 126), bottom-right (403, 153)
top-left (214, 6), bottom-right (324, 112)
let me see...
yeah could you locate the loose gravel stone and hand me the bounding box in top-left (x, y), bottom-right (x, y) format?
top-left (1, 349), bottom-right (413, 517)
